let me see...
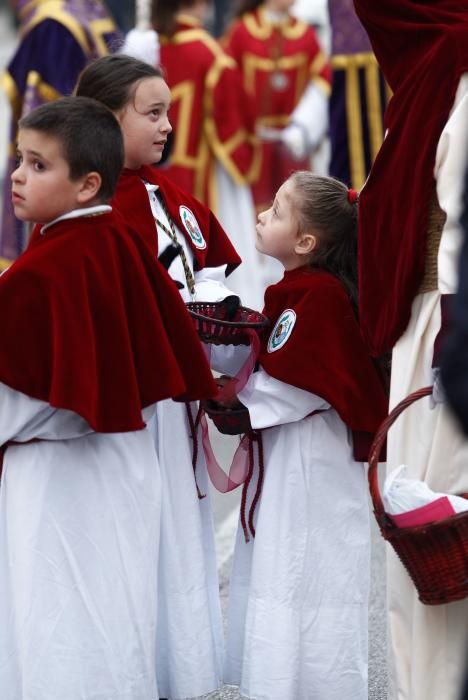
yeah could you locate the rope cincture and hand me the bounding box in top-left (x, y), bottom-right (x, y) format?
top-left (240, 431), bottom-right (265, 543)
top-left (154, 190), bottom-right (196, 296)
top-left (186, 402), bottom-right (206, 500)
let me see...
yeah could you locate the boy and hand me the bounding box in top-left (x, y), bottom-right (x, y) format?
top-left (0, 97), bottom-right (215, 700)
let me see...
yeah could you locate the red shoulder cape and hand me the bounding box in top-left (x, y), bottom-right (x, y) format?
top-left (113, 166), bottom-right (241, 275)
top-left (0, 210), bottom-right (216, 432)
top-left (354, 0), bottom-right (468, 355)
top-left (259, 268), bottom-right (388, 458)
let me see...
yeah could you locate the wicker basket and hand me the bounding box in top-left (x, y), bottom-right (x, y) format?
top-left (368, 386), bottom-right (468, 606)
top-left (201, 399), bottom-right (252, 435)
top-left (187, 300), bottom-right (269, 346)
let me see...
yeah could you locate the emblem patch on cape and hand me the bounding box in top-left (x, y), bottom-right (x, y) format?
top-left (267, 309), bottom-right (296, 353)
top-left (179, 206), bottom-right (206, 250)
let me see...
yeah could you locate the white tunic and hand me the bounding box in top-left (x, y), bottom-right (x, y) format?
top-left (224, 368), bottom-right (370, 700)
top-left (145, 184), bottom-right (227, 699)
top-left (0, 383), bottom-right (161, 700)
top-left (388, 74), bottom-right (468, 700)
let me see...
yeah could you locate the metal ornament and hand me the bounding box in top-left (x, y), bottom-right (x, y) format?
top-left (270, 71), bottom-right (289, 91)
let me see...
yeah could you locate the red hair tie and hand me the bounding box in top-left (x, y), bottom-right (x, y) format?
top-left (347, 188), bottom-right (358, 204)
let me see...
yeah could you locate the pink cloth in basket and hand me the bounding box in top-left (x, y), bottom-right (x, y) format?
top-left (391, 496), bottom-right (456, 528)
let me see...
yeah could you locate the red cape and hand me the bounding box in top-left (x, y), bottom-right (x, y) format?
top-left (0, 210), bottom-right (216, 432)
top-left (113, 166), bottom-right (241, 274)
top-left (259, 268), bottom-right (388, 459)
top-left (353, 0), bottom-right (468, 356)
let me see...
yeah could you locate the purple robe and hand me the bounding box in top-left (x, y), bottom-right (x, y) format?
top-left (1, 0), bottom-right (121, 261)
top-left (328, 0), bottom-right (386, 189)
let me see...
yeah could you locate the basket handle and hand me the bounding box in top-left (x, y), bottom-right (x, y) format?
top-left (368, 386), bottom-right (433, 524)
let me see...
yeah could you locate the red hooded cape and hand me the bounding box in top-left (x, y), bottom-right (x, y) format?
top-left (113, 166), bottom-right (241, 274)
top-left (0, 210), bottom-right (216, 432)
top-left (259, 268), bottom-right (388, 459)
top-left (353, 0), bottom-right (468, 356)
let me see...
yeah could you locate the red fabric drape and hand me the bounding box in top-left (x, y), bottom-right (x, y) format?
top-left (354, 0), bottom-right (468, 356)
top-left (0, 210), bottom-right (216, 432)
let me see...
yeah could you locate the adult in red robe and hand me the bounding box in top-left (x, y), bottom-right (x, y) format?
top-left (223, 0), bottom-right (331, 212)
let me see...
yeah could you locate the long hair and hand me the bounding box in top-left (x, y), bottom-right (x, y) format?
top-left (288, 171), bottom-right (359, 315)
top-left (75, 55), bottom-right (164, 112)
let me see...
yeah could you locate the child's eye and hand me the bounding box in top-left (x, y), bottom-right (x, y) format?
top-left (15, 154), bottom-right (23, 167)
top-left (150, 109), bottom-right (160, 118)
top-left (33, 160), bottom-right (45, 171)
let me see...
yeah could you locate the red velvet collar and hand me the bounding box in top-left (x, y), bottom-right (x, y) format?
top-left (259, 269), bottom-right (388, 455)
top-left (0, 210), bottom-right (216, 431)
top-left (115, 166), bottom-right (241, 274)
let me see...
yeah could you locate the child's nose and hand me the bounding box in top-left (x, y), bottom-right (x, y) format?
top-left (162, 115), bottom-right (172, 134)
top-left (11, 163), bottom-right (24, 183)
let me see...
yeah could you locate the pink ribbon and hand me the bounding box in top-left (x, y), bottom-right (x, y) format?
top-left (198, 328), bottom-right (261, 492)
top-left (198, 409), bottom-right (252, 492)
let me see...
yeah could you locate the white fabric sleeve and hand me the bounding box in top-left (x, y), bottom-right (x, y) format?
top-left (238, 367), bottom-right (330, 429)
top-left (283, 80), bottom-right (329, 156)
top-left (0, 382), bottom-right (93, 444)
top-left (435, 73), bottom-right (468, 294)
top-left (120, 28), bottom-right (160, 66)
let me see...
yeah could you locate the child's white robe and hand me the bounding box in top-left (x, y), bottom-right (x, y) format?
top-left (146, 185), bottom-right (228, 699)
top-left (224, 369), bottom-right (370, 700)
top-left (0, 382), bottom-right (161, 700)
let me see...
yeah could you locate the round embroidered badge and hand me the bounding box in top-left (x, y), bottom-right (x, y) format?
top-left (179, 206), bottom-right (206, 250)
top-left (267, 309), bottom-right (297, 353)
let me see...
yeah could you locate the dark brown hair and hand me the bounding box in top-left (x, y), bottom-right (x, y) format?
top-left (75, 55), bottom-right (164, 112)
top-left (152, 0), bottom-right (204, 35)
top-left (20, 96), bottom-right (124, 201)
top-left (288, 171), bottom-right (359, 314)
top-left (235, 0), bottom-right (263, 17)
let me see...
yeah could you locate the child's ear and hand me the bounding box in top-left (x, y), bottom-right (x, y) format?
top-left (77, 172), bottom-right (102, 204)
top-left (295, 233), bottom-right (317, 256)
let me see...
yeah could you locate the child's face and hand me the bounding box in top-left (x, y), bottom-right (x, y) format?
top-left (255, 181), bottom-right (300, 268)
top-left (118, 77), bottom-right (172, 170)
top-left (11, 129), bottom-right (87, 224)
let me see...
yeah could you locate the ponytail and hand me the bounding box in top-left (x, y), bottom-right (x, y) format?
top-left (288, 172), bottom-right (359, 316)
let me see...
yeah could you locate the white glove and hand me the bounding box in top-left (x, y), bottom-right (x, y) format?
top-left (280, 122), bottom-right (309, 160)
top-left (120, 28), bottom-right (160, 67)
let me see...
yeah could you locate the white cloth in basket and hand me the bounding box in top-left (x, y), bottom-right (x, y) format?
top-left (383, 465), bottom-right (468, 527)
